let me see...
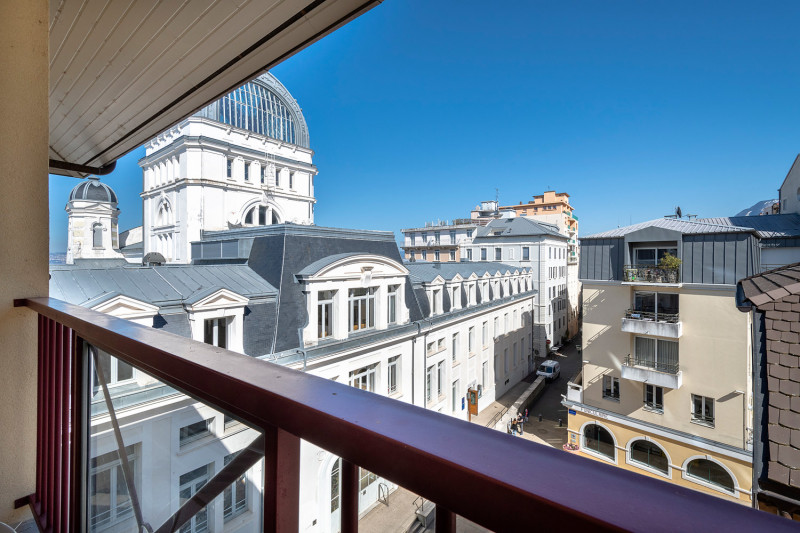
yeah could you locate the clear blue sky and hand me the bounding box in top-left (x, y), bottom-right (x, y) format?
top-left (49, 1), bottom-right (800, 253)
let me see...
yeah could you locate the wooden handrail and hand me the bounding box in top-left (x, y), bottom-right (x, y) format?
top-left (15, 297), bottom-right (795, 532)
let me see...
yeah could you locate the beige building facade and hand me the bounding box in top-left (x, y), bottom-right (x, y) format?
top-left (564, 218), bottom-right (758, 505)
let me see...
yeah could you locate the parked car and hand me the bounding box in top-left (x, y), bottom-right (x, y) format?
top-left (537, 360), bottom-right (561, 382)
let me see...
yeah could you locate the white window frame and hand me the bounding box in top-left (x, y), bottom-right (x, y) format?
top-left (691, 394), bottom-right (715, 427)
top-left (349, 364), bottom-right (377, 392)
top-left (223, 453), bottom-right (248, 521)
top-left (179, 463), bottom-right (213, 533)
top-left (603, 375), bottom-right (620, 401)
top-left (89, 444), bottom-right (138, 530)
top-left (348, 287), bottom-right (376, 332)
top-left (643, 384), bottom-right (664, 413)
top-left (387, 356), bottom-right (400, 395)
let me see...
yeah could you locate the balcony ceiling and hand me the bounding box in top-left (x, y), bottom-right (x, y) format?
top-left (48, 0), bottom-right (381, 177)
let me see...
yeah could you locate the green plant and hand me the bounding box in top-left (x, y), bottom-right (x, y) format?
top-left (659, 252), bottom-right (682, 270)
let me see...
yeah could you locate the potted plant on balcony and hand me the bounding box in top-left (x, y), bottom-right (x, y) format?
top-left (659, 253), bottom-right (682, 283)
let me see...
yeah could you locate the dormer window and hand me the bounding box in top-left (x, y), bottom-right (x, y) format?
top-left (204, 317), bottom-right (229, 348)
top-left (349, 288), bottom-right (376, 332)
top-left (387, 285), bottom-right (399, 325)
top-left (318, 290), bottom-right (335, 338)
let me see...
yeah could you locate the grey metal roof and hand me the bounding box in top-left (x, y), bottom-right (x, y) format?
top-left (49, 264), bottom-right (277, 308)
top-left (68, 177), bottom-right (118, 203)
top-left (296, 253), bottom-right (365, 277)
top-left (582, 217), bottom-right (757, 239)
top-left (697, 214), bottom-right (800, 239)
top-left (472, 217), bottom-right (565, 241)
top-left (405, 262), bottom-right (527, 283)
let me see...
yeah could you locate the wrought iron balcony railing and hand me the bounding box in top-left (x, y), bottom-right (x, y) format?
top-left (624, 354), bottom-right (680, 375)
top-left (624, 309), bottom-right (680, 323)
top-left (12, 297), bottom-right (791, 533)
top-left (623, 264), bottom-right (680, 284)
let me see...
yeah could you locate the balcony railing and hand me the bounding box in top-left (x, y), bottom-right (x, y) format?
top-left (624, 354), bottom-right (680, 375)
top-left (13, 297), bottom-right (792, 533)
top-left (624, 309), bottom-right (679, 323)
top-left (624, 264), bottom-right (680, 284)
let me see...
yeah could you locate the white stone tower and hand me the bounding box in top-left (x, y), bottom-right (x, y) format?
top-left (65, 177), bottom-right (124, 263)
top-left (139, 72), bottom-right (317, 264)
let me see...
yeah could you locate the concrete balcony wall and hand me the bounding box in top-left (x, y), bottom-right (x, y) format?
top-left (621, 317), bottom-right (682, 338)
top-left (621, 365), bottom-right (682, 389)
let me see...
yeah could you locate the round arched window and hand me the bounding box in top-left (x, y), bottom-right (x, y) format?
top-left (583, 424), bottom-right (615, 459)
top-left (686, 458), bottom-right (734, 492)
top-left (629, 440), bottom-right (668, 474)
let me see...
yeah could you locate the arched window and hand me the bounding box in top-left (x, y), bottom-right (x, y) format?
top-left (686, 458), bottom-right (735, 493)
top-left (92, 223), bottom-right (103, 248)
top-left (244, 205), bottom-right (270, 226)
top-left (629, 440), bottom-right (668, 474)
top-left (583, 424), bottom-right (615, 460)
top-left (157, 203), bottom-right (171, 226)
top-left (330, 458), bottom-right (340, 514)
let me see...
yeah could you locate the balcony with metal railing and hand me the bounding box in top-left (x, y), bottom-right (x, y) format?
top-left (622, 354), bottom-right (682, 389)
top-left (623, 264), bottom-right (680, 285)
top-left (12, 297), bottom-right (792, 533)
top-left (621, 309), bottom-right (682, 338)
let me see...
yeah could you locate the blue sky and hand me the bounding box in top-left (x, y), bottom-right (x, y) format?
top-left (49, 1), bottom-right (800, 252)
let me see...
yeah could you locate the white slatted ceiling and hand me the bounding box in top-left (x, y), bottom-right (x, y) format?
top-left (49, 0), bottom-right (380, 172)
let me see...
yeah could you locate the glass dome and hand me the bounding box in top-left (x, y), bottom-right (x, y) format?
top-left (198, 73), bottom-right (310, 148)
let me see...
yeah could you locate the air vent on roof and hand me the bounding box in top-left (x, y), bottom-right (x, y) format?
top-left (143, 252), bottom-right (166, 266)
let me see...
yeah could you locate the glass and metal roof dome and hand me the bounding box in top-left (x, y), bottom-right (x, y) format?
top-left (68, 177), bottom-right (118, 204)
top-left (195, 72), bottom-right (310, 148)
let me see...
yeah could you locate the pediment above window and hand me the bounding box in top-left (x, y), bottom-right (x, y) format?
top-left (297, 253), bottom-right (409, 282)
top-left (90, 294), bottom-right (160, 320)
top-left (184, 287), bottom-right (249, 312)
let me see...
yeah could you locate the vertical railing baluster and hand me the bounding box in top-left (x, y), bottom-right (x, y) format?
top-left (341, 459), bottom-right (358, 533)
top-left (53, 322), bottom-right (63, 533)
top-left (35, 314), bottom-right (43, 510)
top-left (47, 317), bottom-right (56, 529)
top-left (435, 505), bottom-right (456, 533)
top-left (60, 325), bottom-right (71, 532)
top-left (263, 426), bottom-right (300, 532)
top-left (41, 316), bottom-right (51, 521)
top-left (70, 336), bottom-right (86, 533)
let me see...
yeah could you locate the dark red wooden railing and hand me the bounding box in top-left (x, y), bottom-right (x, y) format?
top-left (14, 297), bottom-right (799, 532)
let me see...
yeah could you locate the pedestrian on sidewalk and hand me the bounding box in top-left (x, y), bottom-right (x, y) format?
top-left (507, 419), bottom-right (512, 435)
top-left (517, 414), bottom-right (524, 435)
top-left (524, 408), bottom-right (529, 422)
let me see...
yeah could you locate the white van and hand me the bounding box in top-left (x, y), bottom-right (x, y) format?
top-left (537, 360), bottom-right (561, 382)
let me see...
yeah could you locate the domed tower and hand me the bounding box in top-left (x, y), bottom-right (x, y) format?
top-left (65, 177), bottom-right (123, 263)
top-left (139, 72), bottom-right (317, 264)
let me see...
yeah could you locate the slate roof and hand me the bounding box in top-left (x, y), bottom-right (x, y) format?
top-left (405, 262), bottom-right (526, 283)
top-left (472, 217), bottom-right (565, 241)
top-left (582, 217), bottom-right (757, 239)
top-left (737, 263), bottom-right (800, 307)
top-left (697, 214), bottom-right (800, 239)
top-left (49, 264), bottom-right (277, 308)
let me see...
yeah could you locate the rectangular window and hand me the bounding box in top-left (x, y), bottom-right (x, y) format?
top-left (226, 157), bottom-right (232, 178)
top-left (467, 249), bottom-right (473, 261)
top-left (482, 321), bottom-right (488, 346)
top-left (244, 163), bottom-right (250, 182)
top-left (513, 343), bottom-right (517, 368)
top-left (289, 171), bottom-right (294, 189)
top-left (603, 376), bottom-right (620, 400)
top-left (349, 288), bottom-right (376, 332)
top-left (452, 380), bottom-right (460, 412)
top-left (387, 285), bottom-right (398, 325)
top-left (223, 454), bottom-right (247, 521)
top-left (504, 348), bottom-right (509, 374)
top-left (434, 231), bottom-right (441, 243)
top-left (644, 384), bottom-right (664, 412)
top-left (494, 316), bottom-right (500, 336)
top-left (691, 394), bottom-right (715, 426)
top-left (89, 445), bottom-right (137, 529)
top-left (449, 250), bottom-right (456, 261)
top-left (449, 230), bottom-right (456, 242)
top-left (437, 338), bottom-right (445, 352)
top-left (180, 418), bottom-right (213, 447)
top-left (275, 168), bottom-right (282, 187)
top-left (482, 361), bottom-right (488, 389)
top-left (92, 350), bottom-right (134, 392)
top-left (318, 290), bottom-right (335, 339)
top-left (388, 355), bottom-right (400, 395)
top-left (410, 251), bottom-right (415, 261)
top-left (349, 364), bottom-right (377, 392)
top-left (422, 232), bottom-right (428, 241)
top-left (179, 464), bottom-right (212, 533)
top-left (452, 333), bottom-right (459, 362)
top-left (468, 326), bottom-right (475, 353)
top-left (204, 318), bottom-right (228, 349)
top-left (513, 310), bottom-right (518, 328)
top-left (481, 248), bottom-right (487, 261)
top-left (427, 341), bottom-right (435, 355)
top-left (426, 365), bottom-right (434, 403)
top-left (437, 361), bottom-right (444, 397)
top-left (504, 313), bottom-right (509, 332)
top-left (422, 250), bottom-right (428, 261)
top-left (522, 247), bottom-right (529, 260)
top-left (260, 165), bottom-right (266, 184)
top-left (435, 250), bottom-right (440, 261)
top-left (634, 337), bottom-right (679, 373)
top-left (495, 247), bottom-right (501, 261)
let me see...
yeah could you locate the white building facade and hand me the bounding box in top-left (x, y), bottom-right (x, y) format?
top-left (138, 73), bottom-right (317, 264)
